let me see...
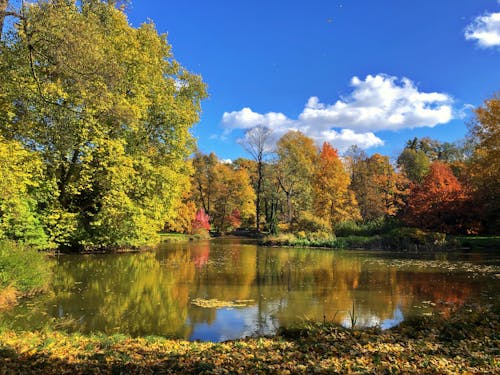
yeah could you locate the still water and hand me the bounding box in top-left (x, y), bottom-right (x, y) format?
top-left (2, 238), bottom-right (499, 341)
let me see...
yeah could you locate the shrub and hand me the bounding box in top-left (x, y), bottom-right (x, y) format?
top-left (294, 212), bottom-right (331, 233)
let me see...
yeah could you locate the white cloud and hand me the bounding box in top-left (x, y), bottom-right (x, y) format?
top-left (221, 74), bottom-right (454, 151)
top-left (465, 12), bottom-right (500, 48)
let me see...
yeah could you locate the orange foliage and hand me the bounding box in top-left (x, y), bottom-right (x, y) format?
top-left (404, 161), bottom-right (476, 233)
top-left (313, 143), bottom-right (360, 226)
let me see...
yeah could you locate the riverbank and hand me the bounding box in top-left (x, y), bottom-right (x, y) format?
top-left (0, 302), bottom-right (497, 374)
top-left (261, 229), bottom-right (500, 252)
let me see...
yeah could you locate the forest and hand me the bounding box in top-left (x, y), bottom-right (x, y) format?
top-left (0, 1), bottom-right (498, 253)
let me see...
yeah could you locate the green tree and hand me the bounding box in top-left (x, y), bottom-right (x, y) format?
top-left (0, 1), bottom-right (206, 249)
top-left (397, 148), bottom-right (430, 184)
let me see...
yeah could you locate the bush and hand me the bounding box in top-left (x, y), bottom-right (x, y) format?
top-left (294, 212), bottom-right (331, 233)
top-left (0, 241), bottom-right (51, 293)
top-left (382, 227), bottom-right (448, 251)
top-left (334, 217), bottom-right (399, 237)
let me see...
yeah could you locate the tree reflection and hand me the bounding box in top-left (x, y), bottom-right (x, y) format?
top-left (2, 240), bottom-right (493, 340)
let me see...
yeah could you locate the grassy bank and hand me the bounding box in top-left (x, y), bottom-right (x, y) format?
top-left (260, 227), bottom-right (479, 252)
top-left (159, 232), bottom-right (210, 243)
top-left (0, 303), bottom-right (498, 374)
top-left (0, 241), bottom-right (51, 309)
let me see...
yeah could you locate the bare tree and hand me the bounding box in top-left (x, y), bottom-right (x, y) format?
top-left (239, 125), bottom-right (272, 231)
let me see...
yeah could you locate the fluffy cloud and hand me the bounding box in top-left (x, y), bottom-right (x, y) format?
top-left (222, 74), bottom-right (454, 151)
top-left (465, 12), bottom-right (500, 48)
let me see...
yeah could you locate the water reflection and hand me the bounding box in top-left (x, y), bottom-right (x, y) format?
top-left (1, 238), bottom-right (498, 341)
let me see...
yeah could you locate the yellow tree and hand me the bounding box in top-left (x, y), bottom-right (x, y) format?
top-left (211, 163), bottom-right (255, 233)
top-left (276, 131), bottom-right (317, 224)
top-left (0, 1), bottom-right (206, 249)
top-left (468, 92), bottom-right (500, 233)
top-left (313, 143), bottom-right (360, 228)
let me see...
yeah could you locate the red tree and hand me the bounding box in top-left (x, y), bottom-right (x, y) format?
top-left (404, 161), bottom-right (475, 233)
top-left (191, 208), bottom-right (210, 232)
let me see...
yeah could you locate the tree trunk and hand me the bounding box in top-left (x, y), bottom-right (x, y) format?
top-left (255, 161), bottom-right (263, 231)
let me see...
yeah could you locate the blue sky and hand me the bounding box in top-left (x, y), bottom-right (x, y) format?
top-left (127, 1), bottom-right (500, 161)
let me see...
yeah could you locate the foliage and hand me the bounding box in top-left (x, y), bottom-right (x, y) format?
top-left (192, 154), bottom-right (255, 233)
top-left (191, 208), bottom-right (210, 233)
top-left (381, 227), bottom-right (447, 251)
top-left (334, 217), bottom-right (399, 237)
top-left (293, 211), bottom-right (331, 233)
top-left (0, 240), bottom-right (51, 294)
top-left (0, 303), bottom-right (497, 373)
top-left (276, 131), bottom-right (317, 223)
top-left (0, 137), bottom-right (48, 249)
top-left (350, 153), bottom-right (409, 222)
top-left (163, 192), bottom-right (197, 234)
top-left (0, 1), bottom-right (206, 249)
top-left (468, 92), bottom-right (500, 234)
top-left (397, 148), bottom-right (431, 184)
top-left (313, 142), bottom-right (360, 227)
top-left (404, 161), bottom-right (474, 234)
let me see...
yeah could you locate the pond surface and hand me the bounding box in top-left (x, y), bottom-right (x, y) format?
top-left (2, 238), bottom-right (499, 342)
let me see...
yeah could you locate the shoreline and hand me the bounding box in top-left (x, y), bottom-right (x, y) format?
top-left (0, 302), bottom-right (497, 373)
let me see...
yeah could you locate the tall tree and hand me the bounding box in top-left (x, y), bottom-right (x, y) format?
top-left (312, 142), bottom-right (359, 227)
top-left (210, 163), bottom-right (255, 233)
top-left (276, 131), bottom-right (317, 224)
top-left (0, 1), bottom-right (206, 249)
top-left (468, 92), bottom-right (500, 233)
top-left (239, 125), bottom-right (272, 232)
top-left (192, 152), bottom-right (218, 215)
top-left (350, 153), bottom-right (407, 221)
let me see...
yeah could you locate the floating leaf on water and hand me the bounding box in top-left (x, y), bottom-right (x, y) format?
top-left (190, 298), bottom-right (253, 309)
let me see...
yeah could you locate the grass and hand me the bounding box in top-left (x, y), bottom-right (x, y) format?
top-left (0, 241), bottom-right (51, 294)
top-left (0, 302), bottom-right (497, 374)
top-left (261, 232), bottom-right (383, 249)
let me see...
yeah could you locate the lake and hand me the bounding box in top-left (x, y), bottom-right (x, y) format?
top-left (2, 238), bottom-right (499, 342)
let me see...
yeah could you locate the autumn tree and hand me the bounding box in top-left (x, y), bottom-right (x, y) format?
top-left (191, 154), bottom-right (255, 233)
top-left (163, 192), bottom-right (197, 234)
top-left (404, 161), bottom-right (472, 233)
top-left (312, 142), bottom-right (359, 228)
top-left (348, 153), bottom-right (407, 222)
top-left (468, 92), bottom-right (500, 233)
top-left (276, 131), bottom-right (317, 224)
top-left (191, 152), bottom-right (218, 215)
top-left (0, 136), bottom-right (48, 248)
top-left (210, 163), bottom-right (255, 232)
top-left (239, 125), bottom-right (273, 231)
top-left (0, 1), bottom-right (206, 249)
